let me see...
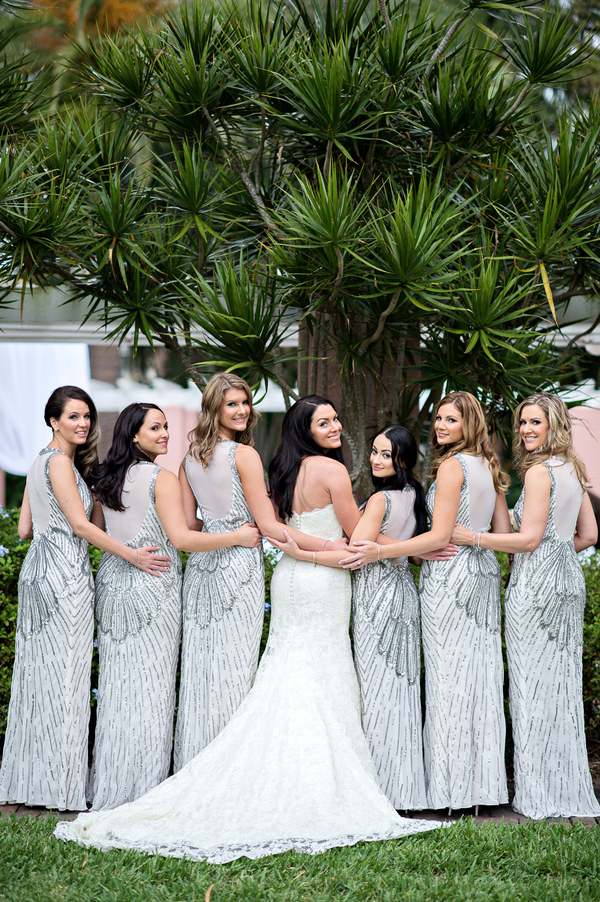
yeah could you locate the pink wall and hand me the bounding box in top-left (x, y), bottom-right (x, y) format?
top-left (160, 407), bottom-right (199, 474)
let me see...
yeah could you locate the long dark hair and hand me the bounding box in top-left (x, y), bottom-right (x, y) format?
top-left (92, 402), bottom-right (166, 511)
top-left (268, 395), bottom-right (345, 521)
top-left (44, 385), bottom-right (100, 485)
top-left (370, 425), bottom-right (427, 535)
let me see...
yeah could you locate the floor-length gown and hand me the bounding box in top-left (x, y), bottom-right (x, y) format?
top-left (0, 449), bottom-right (94, 810)
top-left (55, 505), bottom-right (443, 861)
top-left (352, 489), bottom-right (426, 809)
top-left (173, 439), bottom-right (264, 771)
top-left (507, 458), bottom-right (600, 818)
top-left (419, 453), bottom-right (508, 809)
top-left (89, 462), bottom-right (182, 810)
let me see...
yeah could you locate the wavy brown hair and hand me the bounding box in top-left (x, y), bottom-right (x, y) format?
top-left (430, 391), bottom-right (509, 494)
top-left (44, 385), bottom-right (100, 485)
top-left (188, 373), bottom-right (259, 467)
top-left (513, 392), bottom-right (588, 489)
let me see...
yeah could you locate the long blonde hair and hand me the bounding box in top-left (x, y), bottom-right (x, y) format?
top-left (513, 392), bottom-right (588, 489)
top-left (430, 391), bottom-right (509, 494)
top-left (188, 373), bottom-right (259, 467)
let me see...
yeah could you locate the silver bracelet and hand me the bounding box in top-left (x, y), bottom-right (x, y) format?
top-left (312, 550), bottom-right (317, 566)
top-left (320, 540), bottom-right (328, 552)
top-left (136, 549), bottom-right (140, 566)
top-left (377, 544), bottom-right (381, 561)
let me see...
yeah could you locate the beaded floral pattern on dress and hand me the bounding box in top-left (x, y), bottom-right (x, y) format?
top-left (352, 492), bottom-right (420, 684)
top-left (17, 449), bottom-right (94, 639)
top-left (510, 460), bottom-right (584, 654)
top-left (423, 454), bottom-right (501, 632)
top-left (95, 463), bottom-right (182, 643)
top-left (183, 441), bottom-right (263, 627)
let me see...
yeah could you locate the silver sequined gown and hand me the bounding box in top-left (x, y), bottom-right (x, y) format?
top-left (55, 505), bottom-right (443, 862)
top-left (89, 462), bottom-right (182, 810)
top-left (419, 453), bottom-right (508, 809)
top-left (173, 440), bottom-right (264, 771)
top-left (0, 448), bottom-right (94, 810)
top-left (507, 457), bottom-right (600, 819)
top-left (352, 489), bottom-right (426, 809)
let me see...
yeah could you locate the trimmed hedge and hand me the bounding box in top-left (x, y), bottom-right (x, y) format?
top-left (0, 507), bottom-right (599, 756)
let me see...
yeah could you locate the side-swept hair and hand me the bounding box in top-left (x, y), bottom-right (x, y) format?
top-left (268, 395), bottom-right (345, 521)
top-left (371, 425), bottom-right (428, 535)
top-left (430, 391), bottom-right (509, 495)
top-left (44, 385), bottom-right (100, 485)
top-left (92, 403), bottom-right (166, 511)
top-left (188, 373), bottom-right (258, 468)
top-left (513, 392), bottom-right (588, 489)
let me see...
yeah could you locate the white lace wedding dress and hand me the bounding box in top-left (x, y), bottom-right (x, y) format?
top-left (55, 505), bottom-right (441, 862)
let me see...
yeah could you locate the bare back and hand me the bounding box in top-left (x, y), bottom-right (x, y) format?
top-left (291, 456), bottom-right (346, 514)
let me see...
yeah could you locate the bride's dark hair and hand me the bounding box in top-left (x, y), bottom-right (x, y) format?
top-left (268, 395), bottom-right (345, 521)
top-left (92, 402), bottom-right (166, 511)
top-left (370, 425), bottom-right (427, 535)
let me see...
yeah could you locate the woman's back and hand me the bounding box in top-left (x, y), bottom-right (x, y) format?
top-left (101, 463), bottom-right (157, 544)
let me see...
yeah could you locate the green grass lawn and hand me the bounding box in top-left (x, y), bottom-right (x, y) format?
top-left (0, 817), bottom-right (598, 902)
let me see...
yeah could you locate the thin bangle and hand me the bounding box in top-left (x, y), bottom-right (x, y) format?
top-left (312, 550), bottom-right (317, 566)
top-left (136, 549), bottom-right (140, 566)
top-left (320, 539), bottom-right (328, 552)
top-left (377, 544), bottom-right (381, 561)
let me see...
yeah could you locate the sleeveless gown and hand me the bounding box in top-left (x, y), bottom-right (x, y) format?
top-left (419, 453), bottom-right (508, 809)
top-left (0, 448), bottom-right (94, 810)
top-left (352, 488), bottom-right (426, 809)
top-left (55, 505), bottom-right (442, 861)
top-left (89, 462), bottom-right (182, 810)
top-left (174, 439), bottom-right (264, 771)
top-left (507, 457), bottom-right (600, 818)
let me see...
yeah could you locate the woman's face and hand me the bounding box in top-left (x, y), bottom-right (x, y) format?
top-left (134, 409), bottom-right (169, 461)
top-left (370, 434), bottom-right (395, 480)
top-left (435, 403), bottom-right (464, 445)
top-left (519, 404), bottom-right (549, 452)
top-left (50, 400), bottom-right (91, 448)
top-left (218, 388), bottom-right (251, 439)
top-left (310, 404), bottom-right (342, 451)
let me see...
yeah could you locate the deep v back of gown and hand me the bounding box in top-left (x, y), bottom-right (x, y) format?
top-left (56, 505), bottom-right (443, 862)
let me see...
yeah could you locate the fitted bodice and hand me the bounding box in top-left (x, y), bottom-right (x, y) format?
top-left (185, 440), bottom-right (253, 533)
top-left (426, 452), bottom-right (495, 531)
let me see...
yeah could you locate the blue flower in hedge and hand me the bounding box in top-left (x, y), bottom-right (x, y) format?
top-left (0, 545), bottom-right (9, 556)
top-left (264, 603), bottom-right (271, 612)
top-left (0, 506), bottom-right (8, 518)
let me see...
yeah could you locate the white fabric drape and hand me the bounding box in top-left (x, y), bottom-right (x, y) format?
top-left (0, 344), bottom-right (91, 475)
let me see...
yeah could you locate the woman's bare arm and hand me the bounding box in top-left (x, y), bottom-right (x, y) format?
top-left (48, 454), bottom-right (170, 575)
top-left (154, 469), bottom-right (260, 552)
top-left (18, 488), bottom-right (33, 541)
top-left (178, 460), bottom-right (204, 532)
top-left (341, 457), bottom-right (464, 568)
top-left (574, 492), bottom-right (598, 553)
top-left (451, 465), bottom-right (550, 553)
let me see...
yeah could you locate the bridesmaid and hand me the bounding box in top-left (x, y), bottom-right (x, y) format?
top-left (0, 386), bottom-right (167, 811)
top-left (345, 392), bottom-right (511, 812)
top-left (452, 392), bottom-right (600, 819)
top-left (174, 378), bottom-right (350, 771)
top-left (89, 402), bottom-right (260, 810)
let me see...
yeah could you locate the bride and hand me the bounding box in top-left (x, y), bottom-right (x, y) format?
top-left (55, 395), bottom-right (442, 863)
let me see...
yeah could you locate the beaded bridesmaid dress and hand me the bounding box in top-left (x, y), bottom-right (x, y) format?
top-left (419, 453), bottom-right (508, 809)
top-left (173, 439), bottom-right (264, 771)
top-left (55, 505), bottom-right (442, 861)
top-left (89, 462), bottom-right (182, 810)
top-left (507, 458), bottom-right (600, 818)
top-left (0, 449), bottom-right (94, 810)
top-left (352, 488), bottom-right (427, 809)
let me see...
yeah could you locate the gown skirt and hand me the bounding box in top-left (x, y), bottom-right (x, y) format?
top-left (55, 505), bottom-right (443, 861)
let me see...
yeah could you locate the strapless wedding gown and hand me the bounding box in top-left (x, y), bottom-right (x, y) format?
top-left (55, 506), bottom-right (441, 862)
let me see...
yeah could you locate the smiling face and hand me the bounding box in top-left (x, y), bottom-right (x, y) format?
top-left (310, 404), bottom-right (342, 451)
top-left (218, 388), bottom-right (251, 440)
top-left (519, 403), bottom-right (550, 453)
top-left (370, 434), bottom-right (395, 481)
top-left (434, 403), bottom-right (464, 446)
top-left (49, 399), bottom-right (91, 452)
top-left (134, 409), bottom-right (169, 461)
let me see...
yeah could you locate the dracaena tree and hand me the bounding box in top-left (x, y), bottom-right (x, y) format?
top-left (1, 0), bottom-right (600, 489)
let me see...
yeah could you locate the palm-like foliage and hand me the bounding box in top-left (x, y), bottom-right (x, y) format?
top-left (1, 0), bottom-right (599, 488)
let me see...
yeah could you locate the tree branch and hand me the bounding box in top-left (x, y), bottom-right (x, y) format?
top-left (424, 13), bottom-right (470, 81)
top-left (358, 289), bottom-right (401, 355)
top-left (377, 0), bottom-right (392, 33)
